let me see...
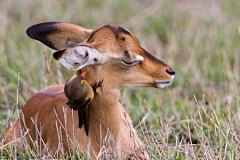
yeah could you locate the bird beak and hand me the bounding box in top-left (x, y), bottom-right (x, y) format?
top-left (80, 71), bottom-right (86, 79)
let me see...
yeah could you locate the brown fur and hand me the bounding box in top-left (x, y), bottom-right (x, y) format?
top-left (5, 22), bottom-right (175, 159)
top-left (26, 22), bottom-right (92, 50)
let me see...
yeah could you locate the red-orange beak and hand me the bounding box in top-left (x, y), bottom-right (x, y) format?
top-left (80, 71), bottom-right (86, 79)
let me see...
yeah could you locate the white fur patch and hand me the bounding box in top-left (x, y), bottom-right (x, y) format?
top-left (136, 55), bottom-right (144, 61)
top-left (97, 51), bottom-right (121, 64)
top-left (156, 76), bottom-right (174, 88)
top-left (59, 46), bottom-right (102, 70)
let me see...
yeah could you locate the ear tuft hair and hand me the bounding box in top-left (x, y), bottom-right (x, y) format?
top-left (53, 50), bottom-right (65, 60)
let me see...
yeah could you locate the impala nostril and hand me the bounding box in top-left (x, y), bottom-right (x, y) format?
top-left (166, 70), bottom-right (175, 76)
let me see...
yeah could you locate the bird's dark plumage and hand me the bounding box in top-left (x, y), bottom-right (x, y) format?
top-left (64, 72), bottom-right (94, 136)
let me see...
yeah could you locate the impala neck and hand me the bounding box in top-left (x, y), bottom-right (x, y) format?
top-left (88, 85), bottom-right (122, 130)
top-left (78, 66), bottom-right (123, 142)
top-left (87, 85), bottom-right (123, 154)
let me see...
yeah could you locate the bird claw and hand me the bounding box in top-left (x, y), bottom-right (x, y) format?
top-left (93, 80), bottom-right (103, 92)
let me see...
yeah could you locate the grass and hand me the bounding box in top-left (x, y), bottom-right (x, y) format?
top-left (0, 0), bottom-right (240, 159)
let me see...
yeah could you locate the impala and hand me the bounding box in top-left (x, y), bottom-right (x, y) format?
top-left (4, 22), bottom-right (175, 159)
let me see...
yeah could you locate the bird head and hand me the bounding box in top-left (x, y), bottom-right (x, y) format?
top-left (64, 71), bottom-right (94, 102)
top-left (80, 71), bottom-right (86, 85)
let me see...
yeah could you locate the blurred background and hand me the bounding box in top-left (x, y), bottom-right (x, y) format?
top-left (0, 0), bottom-right (240, 158)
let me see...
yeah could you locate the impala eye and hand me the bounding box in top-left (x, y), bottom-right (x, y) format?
top-left (121, 60), bottom-right (139, 66)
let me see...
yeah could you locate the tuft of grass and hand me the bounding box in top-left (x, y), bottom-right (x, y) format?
top-left (1, 0), bottom-right (240, 159)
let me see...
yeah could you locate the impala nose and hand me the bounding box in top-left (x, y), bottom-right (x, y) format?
top-left (166, 69), bottom-right (175, 76)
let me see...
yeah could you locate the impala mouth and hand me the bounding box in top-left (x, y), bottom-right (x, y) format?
top-left (155, 76), bottom-right (174, 89)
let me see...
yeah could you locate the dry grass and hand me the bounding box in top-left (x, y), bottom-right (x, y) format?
top-left (0, 0), bottom-right (240, 159)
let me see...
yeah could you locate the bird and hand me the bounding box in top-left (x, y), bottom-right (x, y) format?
top-left (64, 71), bottom-right (94, 136)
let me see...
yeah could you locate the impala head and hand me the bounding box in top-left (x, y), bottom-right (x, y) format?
top-left (27, 22), bottom-right (175, 89)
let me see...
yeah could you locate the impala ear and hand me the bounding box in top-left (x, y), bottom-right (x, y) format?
top-left (26, 22), bottom-right (92, 50)
top-left (53, 44), bottom-right (102, 70)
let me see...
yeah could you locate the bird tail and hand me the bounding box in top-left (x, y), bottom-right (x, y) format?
top-left (78, 109), bottom-right (89, 136)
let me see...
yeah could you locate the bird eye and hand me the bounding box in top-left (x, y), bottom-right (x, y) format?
top-left (81, 80), bottom-right (84, 84)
